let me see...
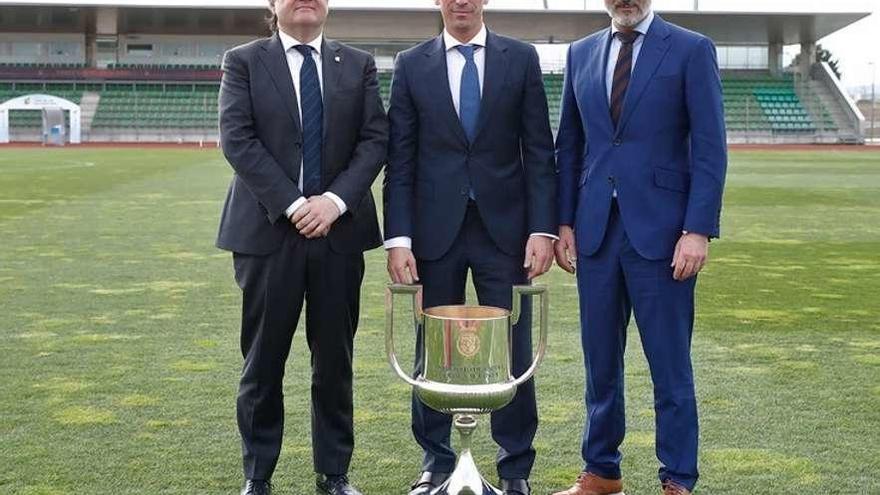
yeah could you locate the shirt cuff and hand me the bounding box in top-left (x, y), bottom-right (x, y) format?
top-left (384, 236), bottom-right (412, 250)
top-left (530, 232), bottom-right (560, 241)
top-left (323, 192), bottom-right (347, 215)
top-left (285, 197), bottom-right (307, 219)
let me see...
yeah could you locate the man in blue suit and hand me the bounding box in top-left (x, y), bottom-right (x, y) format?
top-left (383, 1), bottom-right (557, 494)
top-left (551, 1), bottom-right (726, 494)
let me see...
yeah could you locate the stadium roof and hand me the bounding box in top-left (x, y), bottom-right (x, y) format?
top-left (0, 0), bottom-right (873, 43)
top-left (1, 0), bottom-right (874, 12)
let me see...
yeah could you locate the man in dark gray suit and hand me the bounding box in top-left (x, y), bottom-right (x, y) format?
top-left (216, 1), bottom-right (388, 494)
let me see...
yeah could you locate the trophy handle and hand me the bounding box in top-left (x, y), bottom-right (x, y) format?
top-left (510, 285), bottom-right (548, 388)
top-left (385, 283), bottom-right (424, 387)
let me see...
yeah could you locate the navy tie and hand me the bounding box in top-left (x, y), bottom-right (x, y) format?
top-left (610, 31), bottom-right (640, 128)
top-left (457, 44), bottom-right (481, 143)
top-left (295, 44), bottom-right (322, 197)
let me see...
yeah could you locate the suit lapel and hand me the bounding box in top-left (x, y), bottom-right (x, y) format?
top-left (615, 15), bottom-right (672, 137)
top-left (257, 33), bottom-right (301, 134)
top-left (472, 31), bottom-right (507, 143)
top-left (321, 39), bottom-right (343, 144)
top-left (590, 28), bottom-right (614, 135)
top-left (424, 35), bottom-right (469, 147)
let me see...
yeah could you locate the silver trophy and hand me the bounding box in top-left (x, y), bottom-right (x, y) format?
top-left (385, 284), bottom-right (548, 495)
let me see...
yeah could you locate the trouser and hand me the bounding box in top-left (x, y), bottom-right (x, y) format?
top-left (412, 202), bottom-right (538, 480)
top-left (578, 200), bottom-right (699, 490)
top-left (233, 230), bottom-right (364, 480)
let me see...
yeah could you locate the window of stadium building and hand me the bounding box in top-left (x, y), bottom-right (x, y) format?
top-left (11, 42), bottom-right (40, 57)
top-left (49, 42), bottom-right (80, 58)
top-left (199, 42), bottom-right (228, 59)
top-left (127, 44), bottom-right (153, 56)
top-left (716, 45), bottom-right (769, 70)
top-left (163, 43), bottom-right (190, 57)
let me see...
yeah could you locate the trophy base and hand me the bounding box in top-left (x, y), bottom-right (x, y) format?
top-left (430, 414), bottom-right (503, 495)
top-left (430, 449), bottom-right (501, 495)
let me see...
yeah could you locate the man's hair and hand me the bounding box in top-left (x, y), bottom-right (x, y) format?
top-left (266, 0), bottom-right (278, 33)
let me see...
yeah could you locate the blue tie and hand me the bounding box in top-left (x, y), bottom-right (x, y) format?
top-left (295, 44), bottom-right (322, 197)
top-left (457, 44), bottom-right (481, 143)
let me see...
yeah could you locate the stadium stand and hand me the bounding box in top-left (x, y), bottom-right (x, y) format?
top-left (724, 73), bottom-right (819, 133)
top-left (0, 2), bottom-right (869, 144)
top-left (106, 63), bottom-right (220, 71)
top-left (544, 73), bottom-right (564, 130)
top-left (90, 83), bottom-right (218, 130)
top-left (0, 71), bottom-right (839, 137)
top-left (0, 62), bottom-right (86, 69)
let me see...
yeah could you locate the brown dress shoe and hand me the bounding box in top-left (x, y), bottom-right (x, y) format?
top-left (661, 480), bottom-right (691, 495)
top-left (551, 471), bottom-right (624, 495)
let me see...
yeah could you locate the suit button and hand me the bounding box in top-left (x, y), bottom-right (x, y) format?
top-left (460, 186), bottom-right (469, 196)
top-left (612, 139), bottom-right (622, 146)
top-left (607, 176), bottom-right (614, 183)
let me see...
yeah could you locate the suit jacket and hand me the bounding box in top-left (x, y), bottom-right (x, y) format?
top-left (556, 15), bottom-right (727, 261)
top-left (216, 33), bottom-right (388, 255)
top-left (383, 31), bottom-right (556, 261)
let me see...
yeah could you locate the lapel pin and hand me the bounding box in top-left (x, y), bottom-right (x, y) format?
top-left (334, 56), bottom-right (341, 63)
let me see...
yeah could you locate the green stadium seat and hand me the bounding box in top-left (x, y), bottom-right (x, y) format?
top-left (90, 82), bottom-right (221, 130)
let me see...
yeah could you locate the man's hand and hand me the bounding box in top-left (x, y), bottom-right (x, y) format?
top-left (671, 232), bottom-right (709, 281)
top-left (291, 195), bottom-right (341, 239)
top-left (387, 247), bottom-right (419, 284)
top-left (555, 225), bottom-right (577, 274)
top-left (524, 235), bottom-right (554, 280)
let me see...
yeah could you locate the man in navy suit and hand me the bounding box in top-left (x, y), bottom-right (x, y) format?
top-left (552, 1), bottom-right (727, 494)
top-left (217, 0), bottom-right (387, 493)
top-left (383, 1), bottom-right (557, 494)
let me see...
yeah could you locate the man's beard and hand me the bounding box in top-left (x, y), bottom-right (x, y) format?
top-left (608, 2), bottom-right (649, 28)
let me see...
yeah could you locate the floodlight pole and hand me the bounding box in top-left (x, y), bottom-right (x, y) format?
top-left (871, 62), bottom-right (876, 143)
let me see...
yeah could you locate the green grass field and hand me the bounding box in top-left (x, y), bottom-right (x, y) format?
top-left (1, 146), bottom-right (879, 494)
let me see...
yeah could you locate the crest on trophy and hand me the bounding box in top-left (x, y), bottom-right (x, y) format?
top-left (452, 318), bottom-right (481, 358)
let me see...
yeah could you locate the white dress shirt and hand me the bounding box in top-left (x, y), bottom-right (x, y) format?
top-left (606, 10), bottom-right (654, 198)
top-left (444, 24), bottom-right (487, 116)
top-left (384, 25), bottom-right (556, 250)
top-left (606, 10), bottom-right (655, 103)
top-left (277, 29), bottom-right (347, 219)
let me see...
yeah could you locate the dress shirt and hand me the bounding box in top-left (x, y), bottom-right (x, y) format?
top-left (606, 9), bottom-right (655, 103)
top-left (606, 9), bottom-right (654, 199)
top-left (384, 25), bottom-right (556, 250)
top-left (444, 24), bottom-right (487, 116)
top-left (277, 29), bottom-right (347, 219)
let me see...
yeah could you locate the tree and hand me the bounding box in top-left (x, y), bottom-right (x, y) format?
top-left (816, 44), bottom-right (842, 80)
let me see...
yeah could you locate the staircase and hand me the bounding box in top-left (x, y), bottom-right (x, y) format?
top-left (808, 80), bottom-right (861, 141)
top-left (78, 91), bottom-right (100, 138)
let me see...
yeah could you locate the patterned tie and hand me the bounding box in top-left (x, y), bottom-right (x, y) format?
top-left (457, 44), bottom-right (481, 143)
top-left (609, 31), bottom-right (640, 128)
top-left (295, 44), bottom-right (323, 197)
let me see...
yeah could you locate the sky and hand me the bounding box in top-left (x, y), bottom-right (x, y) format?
top-left (808, 5), bottom-right (879, 95)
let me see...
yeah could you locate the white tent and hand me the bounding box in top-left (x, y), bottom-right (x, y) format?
top-left (0, 94), bottom-right (82, 144)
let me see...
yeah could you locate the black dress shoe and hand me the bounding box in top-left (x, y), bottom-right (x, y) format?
top-left (316, 474), bottom-right (362, 495)
top-left (409, 471), bottom-right (450, 495)
top-left (500, 478), bottom-right (530, 495)
top-left (241, 479), bottom-right (271, 495)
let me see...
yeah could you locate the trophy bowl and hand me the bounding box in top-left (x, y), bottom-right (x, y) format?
top-left (386, 284), bottom-right (548, 495)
